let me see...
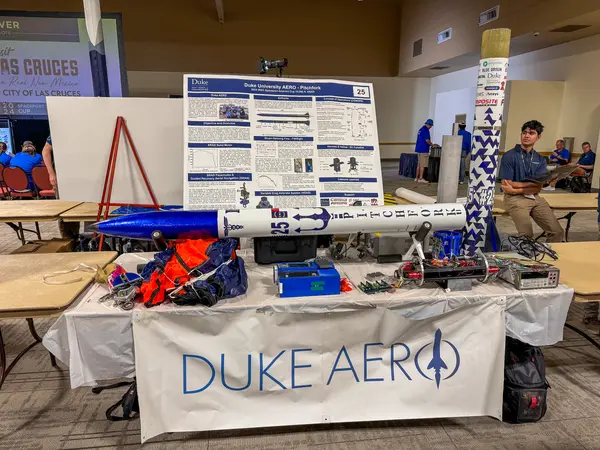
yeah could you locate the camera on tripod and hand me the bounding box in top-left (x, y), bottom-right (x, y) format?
top-left (259, 57), bottom-right (288, 77)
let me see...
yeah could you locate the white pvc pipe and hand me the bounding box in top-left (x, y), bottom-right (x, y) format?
top-left (437, 135), bottom-right (462, 203)
top-left (395, 188), bottom-right (436, 204)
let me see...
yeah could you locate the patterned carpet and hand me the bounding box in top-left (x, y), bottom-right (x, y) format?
top-left (2, 312), bottom-right (600, 449)
top-left (1, 162), bottom-right (600, 448)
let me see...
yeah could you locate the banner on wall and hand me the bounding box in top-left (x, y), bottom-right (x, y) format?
top-left (133, 301), bottom-right (505, 443)
top-left (183, 74), bottom-right (384, 210)
top-left (0, 13), bottom-right (126, 118)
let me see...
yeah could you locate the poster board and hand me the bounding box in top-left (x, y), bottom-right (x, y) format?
top-left (47, 96), bottom-right (183, 205)
top-left (183, 75), bottom-right (384, 210)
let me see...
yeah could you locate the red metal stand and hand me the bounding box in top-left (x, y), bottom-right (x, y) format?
top-left (96, 116), bottom-right (160, 249)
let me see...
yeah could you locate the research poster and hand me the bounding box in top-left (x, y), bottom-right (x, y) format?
top-left (183, 74), bottom-right (383, 210)
top-left (0, 13), bottom-right (126, 118)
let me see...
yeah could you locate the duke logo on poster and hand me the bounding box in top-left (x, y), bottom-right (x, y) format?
top-left (182, 328), bottom-right (461, 394)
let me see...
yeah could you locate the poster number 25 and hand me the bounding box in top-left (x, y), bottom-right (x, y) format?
top-left (353, 86), bottom-right (369, 98)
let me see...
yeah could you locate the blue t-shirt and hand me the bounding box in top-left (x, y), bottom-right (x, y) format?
top-left (10, 152), bottom-right (43, 176)
top-left (549, 148), bottom-right (570, 165)
top-left (0, 151), bottom-right (12, 167)
top-left (46, 135), bottom-right (52, 146)
top-left (415, 125), bottom-right (431, 154)
top-left (499, 145), bottom-right (547, 182)
top-left (457, 129), bottom-right (472, 153)
top-left (578, 151), bottom-right (596, 169)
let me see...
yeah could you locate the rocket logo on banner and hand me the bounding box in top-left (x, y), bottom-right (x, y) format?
top-left (415, 329), bottom-right (461, 389)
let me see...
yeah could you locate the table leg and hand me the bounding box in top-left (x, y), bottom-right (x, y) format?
top-left (27, 318), bottom-right (58, 368)
top-left (34, 222), bottom-right (41, 240)
top-left (5, 222), bottom-right (42, 245)
top-left (17, 222), bottom-right (25, 245)
top-left (0, 320), bottom-right (42, 390)
top-left (562, 212), bottom-right (576, 242)
top-left (536, 211), bottom-right (576, 242)
top-left (564, 323), bottom-right (600, 352)
top-left (0, 328), bottom-right (6, 390)
top-left (5, 222), bottom-right (22, 244)
top-left (27, 318), bottom-right (42, 342)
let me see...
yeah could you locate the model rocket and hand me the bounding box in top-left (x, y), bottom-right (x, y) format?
top-left (83, 0), bottom-right (110, 97)
top-left (91, 204), bottom-right (466, 241)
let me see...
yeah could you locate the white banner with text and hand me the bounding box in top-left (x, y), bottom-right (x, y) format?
top-left (133, 301), bottom-right (505, 443)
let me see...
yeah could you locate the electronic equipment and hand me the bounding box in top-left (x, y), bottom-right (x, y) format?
top-left (497, 257), bottom-right (559, 290)
top-left (259, 57), bottom-right (288, 77)
top-left (395, 253), bottom-right (501, 291)
top-left (273, 259), bottom-right (340, 298)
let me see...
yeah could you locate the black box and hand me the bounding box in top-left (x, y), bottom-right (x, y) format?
top-left (253, 236), bottom-right (318, 264)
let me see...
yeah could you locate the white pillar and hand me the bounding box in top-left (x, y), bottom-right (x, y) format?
top-left (463, 29), bottom-right (511, 255)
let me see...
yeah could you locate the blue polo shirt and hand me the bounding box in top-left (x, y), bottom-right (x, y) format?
top-left (499, 145), bottom-right (547, 182)
top-left (549, 148), bottom-right (570, 165)
top-left (415, 125), bottom-right (431, 154)
top-left (10, 152), bottom-right (43, 177)
top-left (578, 151), bottom-right (596, 169)
top-left (0, 151), bottom-right (11, 167)
top-left (457, 129), bottom-right (472, 153)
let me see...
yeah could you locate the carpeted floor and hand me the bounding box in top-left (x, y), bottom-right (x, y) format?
top-left (1, 160), bottom-right (600, 449)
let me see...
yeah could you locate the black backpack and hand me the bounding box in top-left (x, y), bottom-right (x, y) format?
top-left (92, 381), bottom-right (139, 421)
top-left (570, 176), bottom-right (589, 193)
top-left (503, 337), bottom-right (549, 423)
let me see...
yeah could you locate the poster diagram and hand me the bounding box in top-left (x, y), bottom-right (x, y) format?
top-left (191, 149), bottom-right (218, 168)
top-left (183, 75), bottom-right (384, 210)
top-left (348, 106), bottom-right (372, 139)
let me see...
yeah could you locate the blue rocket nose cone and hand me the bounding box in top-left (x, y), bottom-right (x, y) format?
top-left (95, 210), bottom-right (220, 240)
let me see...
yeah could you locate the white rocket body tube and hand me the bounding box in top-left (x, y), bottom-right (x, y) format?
top-left (218, 204), bottom-right (466, 238)
top-left (95, 204), bottom-right (467, 240)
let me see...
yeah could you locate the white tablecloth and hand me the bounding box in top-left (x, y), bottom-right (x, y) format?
top-left (43, 251), bottom-right (573, 388)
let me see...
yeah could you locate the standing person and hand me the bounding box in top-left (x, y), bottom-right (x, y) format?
top-left (42, 135), bottom-right (57, 188)
top-left (10, 141), bottom-right (43, 190)
top-left (499, 120), bottom-right (564, 242)
top-left (414, 119), bottom-right (434, 184)
top-left (42, 135), bottom-right (80, 238)
top-left (0, 142), bottom-right (12, 166)
top-left (457, 122), bottom-right (472, 185)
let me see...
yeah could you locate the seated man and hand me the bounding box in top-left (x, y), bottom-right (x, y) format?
top-left (0, 141), bottom-right (12, 166)
top-left (548, 139), bottom-right (570, 166)
top-left (499, 120), bottom-right (564, 242)
top-left (9, 141), bottom-right (43, 190)
top-left (543, 139), bottom-right (571, 191)
top-left (569, 141), bottom-right (596, 177)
